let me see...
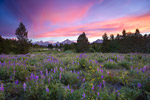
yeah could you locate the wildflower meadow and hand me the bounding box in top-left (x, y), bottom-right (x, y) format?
top-left (0, 52), bottom-right (150, 100)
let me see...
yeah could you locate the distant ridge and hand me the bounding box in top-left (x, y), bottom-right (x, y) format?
top-left (92, 39), bottom-right (103, 44)
top-left (33, 39), bottom-right (74, 47)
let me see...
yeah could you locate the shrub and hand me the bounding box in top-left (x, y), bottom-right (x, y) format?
top-left (49, 83), bottom-right (67, 100)
top-left (15, 66), bottom-right (29, 82)
top-left (97, 58), bottom-right (104, 63)
top-left (119, 87), bottom-right (142, 100)
top-left (5, 83), bottom-right (24, 100)
top-left (118, 61), bottom-right (130, 70)
top-left (61, 72), bottom-right (79, 86)
top-left (79, 58), bottom-right (88, 69)
top-left (103, 62), bottom-right (118, 69)
top-left (0, 67), bottom-right (13, 82)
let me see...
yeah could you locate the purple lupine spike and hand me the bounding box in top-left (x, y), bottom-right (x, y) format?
top-left (98, 82), bottom-right (102, 89)
top-left (97, 92), bottom-right (100, 98)
top-left (137, 83), bottom-right (142, 88)
top-left (99, 65), bottom-right (102, 68)
top-left (59, 73), bottom-right (61, 80)
top-left (101, 75), bottom-right (104, 79)
top-left (82, 93), bottom-right (85, 99)
top-left (46, 87), bottom-right (49, 93)
top-left (107, 71), bottom-right (110, 75)
top-left (97, 68), bottom-right (99, 72)
top-left (46, 69), bottom-right (48, 76)
top-left (48, 78), bottom-right (50, 84)
top-left (0, 83), bottom-right (4, 91)
top-left (40, 71), bottom-right (43, 75)
top-left (54, 69), bottom-right (56, 73)
top-left (103, 80), bottom-right (105, 87)
top-left (92, 85), bottom-right (94, 90)
top-left (35, 75), bottom-right (39, 80)
top-left (142, 66), bottom-right (147, 72)
top-left (23, 83), bottom-right (26, 91)
top-left (82, 78), bottom-right (85, 82)
top-left (71, 89), bottom-right (74, 93)
top-left (67, 85), bottom-right (70, 89)
top-left (30, 73), bottom-right (34, 80)
top-left (100, 69), bottom-right (103, 73)
top-left (15, 80), bottom-right (19, 85)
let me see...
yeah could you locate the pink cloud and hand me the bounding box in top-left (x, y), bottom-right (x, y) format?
top-left (35, 13), bottom-right (150, 38)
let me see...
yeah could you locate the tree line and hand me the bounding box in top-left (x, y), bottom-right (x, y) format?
top-left (0, 22), bottom-right (150, 54)
top-left (101, 29), bottom-right (150, 53)
top-left (48, 29), bottom-right (150, 53)
top-left (0, 22), bottom-right (31, 54)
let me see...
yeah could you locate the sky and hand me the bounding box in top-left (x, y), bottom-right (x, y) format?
top-left (0, 0), bottom-right (150, 42)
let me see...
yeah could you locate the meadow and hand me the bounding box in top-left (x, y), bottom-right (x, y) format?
top-left (0, 51), bottom-right (150, 100)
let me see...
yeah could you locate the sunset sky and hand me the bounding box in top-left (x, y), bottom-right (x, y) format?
top-left (0, 0), bottom-right (150, 42)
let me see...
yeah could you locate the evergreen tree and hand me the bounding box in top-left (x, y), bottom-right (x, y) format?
top-left (48, 44), bottom-right (53, 49)
top-left (76, 32), bottom-right (89, 52)
top-left (101, 33), bottom-right (110, 52)
top-left (15, 22), bottom-right (30, 54)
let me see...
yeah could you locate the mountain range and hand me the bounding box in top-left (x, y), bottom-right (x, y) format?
top-left (33, 39), bottom-right (103, 47)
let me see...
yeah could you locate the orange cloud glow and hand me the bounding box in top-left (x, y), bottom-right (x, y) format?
top-left (36, 13), bottom-right (150, 38)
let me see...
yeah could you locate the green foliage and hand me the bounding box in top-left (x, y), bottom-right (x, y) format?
top-left (103, 62), bottom-right (118, 69)
top-left (118, 61), bottom-right (131, 70)
top-left (15, 66), bottom-right (29, 82)
top-left (101, 29), bottom-right (150, 53)
top-left (0, 53), bottom-right (150, 100)
top-left (97, 57), bottom-right (104, 63)
top-left (0, 22), bottom-right (31, 54)
top-left (79, 58), bottom-right (89, 69)
top-left (0, 67), bottom-right (13, 82)
top-left (119, 87), bottom-right (142, 100)
top-left (61, 72), bottom-right (79, 85)
top-left (5, 83), bottom-right (24, 100)
top-left (76, 32), bottom-right (89, 52)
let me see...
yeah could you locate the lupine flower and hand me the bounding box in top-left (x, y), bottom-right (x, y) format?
top-left (23, 83), bottom-right (26, 91)
top-left (92, 85), bottom-right (94, 90)
top-left (40, 71), bottom-right (43, 75)
top-left (46, 69), bottom-right (48, 76)
top-left (97, 68), bottom-right (99, 72)
top-left (101, 75), bottom-right (104, 79)
top-left (107, 71), bottom-right (110, 75)
top-left (103, 80), bottom-right (105, 87)
top-left (99, 65), bottom-right (102, 68)
top-left (82, 78), bottom-right (85, 82)
top-left (71, 89), bottom-right (74, 93)
top-left (30, 73), bottom-right (34, 80)
top-left (142, 66), bottom-right (147, 72)
top-left (35, 75), bottom-right (39, 80)
top-left (48, 78), bottom-right (50, 84)
top-left (59, 73), bottom-right (61, 80)
top-left (54, 69), bottom-right (56, 73)
top-left (98, 83), bottom-right (102, 89)
top-left (82, 93), bottom-right (85, 99)
top-left (0, 83), bottom-right (4, 91)
top-left (100, 69), bottom-right (103, 73)
top-left (97, 92), bottom-right (100, 98)
top-left (46, 87), bottom-right (49, 93)
top-left (137, 83), bottom-right (142, 88)
top-left (15, 80), bottom-right (19, 85)
top-left (67, 85), bottom-right (70, 89)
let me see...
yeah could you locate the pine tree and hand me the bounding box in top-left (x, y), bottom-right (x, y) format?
top-left (15, 22), bottom-right (30, 54)
top-left (76, 32), bottom-right (89, 52)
